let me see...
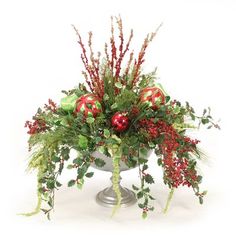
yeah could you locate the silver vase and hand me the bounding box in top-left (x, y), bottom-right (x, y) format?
top-left (91, 150), bottom-right (152, 208)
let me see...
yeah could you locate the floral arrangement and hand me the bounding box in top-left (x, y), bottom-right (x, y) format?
top-left (23, 16), bottom-right (219, 220)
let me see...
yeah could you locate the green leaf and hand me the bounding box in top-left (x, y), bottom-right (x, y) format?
top-left (149, 206), bottom-right (154, 211)
top-left (148, 195), bottom-right (155, 200)
top-left (46, 180), bottom-right (55, 190)
top-left (94, 158), bottom-right (106, 167)
top-left (47, 212), bottom-right (51, 221)
top-left (138, 157), bottom-right (148, 164)
top-left (86, 117), bottom-right (95, 124)
top-left (68, 179), bottom-right (76, 187)
top-left (38, 178), bottom-right (46, 183)
top-left (132, 184), bottom-right (139, 191)
top-left (165, 96), bottom-right (170, 103)
top-left (77, 166), bottom-right (88, 179)
top-left (197, 175), bottom-right (203, 183)
top-left (48, 197), bottom-right (53, 207)
top-left (85, 172), bottom-right (94, 178)
top-left (142, 164), bottom-right (148, 171)
top-left (190, 113), bottom-right (195, 121)
top-left (199, 197), bottom-right (203, 204)
top-left (56, 181), bottom-right (62, 187)
top-left (41, 208), bottom-right (49, 214)
top-left (122, 145), bottom-right (129, 155)
top-left (140, 147), bottom-right (148, 156)
top-left (78, 135), bottom-right (88, 150)
top-left (144, 174), bottom-right (155, 184)
top-left (157, 158), bottom-right (163, 166)
top-left (148, 142), bottom-right (155, 148)
top-left (98, 145), bottom-right (105, 154)
top-left (67, 164), bottom-right (74, 169)
top-left (59, 162), bottom-right (64, 175)
top-left (51, 155), bottom-right (60, 163)
top-left (103, 129), bottom-right (110, 138)
top-left (95, 136), bottom-right (102, 143)
top-left (137, 191), bottom-right (144, 199)
top-left (173, 106), bottom-right (180, 114)
top-left (111, 103), bottom-right (118, 109)
top-left (129, 136), bottom-right (138, 145)
top-left (73, 157), bottom-right (83, 166)
top-left (202, 118), bottom-right (209, 124)
top-left (115, 82), bottom-right (123, 89)
top-left (103, 94), bottom-right (109, 101)
top-left (61, 147), bottom-right (70, 160)
top-left (138, 203), bottom-right (144, 208)
top-left (143, 187), bottom-right (150, 193)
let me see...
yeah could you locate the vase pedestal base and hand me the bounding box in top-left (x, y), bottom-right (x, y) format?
top-left (96, 185), bottom-right (137, 207)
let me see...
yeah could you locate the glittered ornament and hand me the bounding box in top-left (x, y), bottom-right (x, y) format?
top-left (111, 112), bottom-right (129, 132)
top-left (140, 85), bottom-right (166, 109)
top-left (75, 94), bottom-right (102, 118)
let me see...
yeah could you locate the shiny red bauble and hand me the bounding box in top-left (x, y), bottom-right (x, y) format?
top-left (111, 112), bottom-right (129, 132)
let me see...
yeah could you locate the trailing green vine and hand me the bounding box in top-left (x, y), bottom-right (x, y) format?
top-left (20, 167), bottom-right (43, 216)
top-left (163, 188), bottom-right (174, 214)
top-left (111, 145), bottom-right (122, 216)
top-left (132, 146), bottom-right (155, 219)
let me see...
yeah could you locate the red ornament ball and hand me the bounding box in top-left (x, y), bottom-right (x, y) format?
top-left (75, 94), bottom-right (102, 118)
top-left (111, 112), bottom-right (129, 132)
top-left (140, 86), bottom-right (165, 110)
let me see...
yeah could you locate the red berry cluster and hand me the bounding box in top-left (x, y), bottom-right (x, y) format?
top-left (163, 156), bottom-right (198, 188)
top-left (25, 119), bottom-right (47, 135)
top-left (178, 137), bottom-right (200, 154)
top-left (139, 118), bottom-right (159, 138)
top-left (130, 106), bottom-right (140, 116)
top-left (139, 118), bottom-right (200, 188)
top-left (44, 99), bottom-right (57, 113)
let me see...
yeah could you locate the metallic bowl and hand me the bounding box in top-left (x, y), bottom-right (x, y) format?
top-left (90, 149), bottom-right (153, 207)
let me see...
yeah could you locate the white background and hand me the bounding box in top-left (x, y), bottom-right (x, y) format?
top-left (0, 0), bottom-right (235, 235)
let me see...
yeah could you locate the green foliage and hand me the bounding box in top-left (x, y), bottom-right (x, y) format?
top-left (138, 69), bottom-right (157, 89)
top-left (24, 61), bottom-right (219, 220)
top-left (68, 180), bottom-right (76, 187)
top-left (114, 89), bottom-right (138, 111)
top-left (85, 172), bottom-right (94, 178)
top-left (103, 75), bottom-right (116, 106)
top-left (144, 174), bottom-right (155, 184)
top-left (78, 135), bottom-right (88, 150)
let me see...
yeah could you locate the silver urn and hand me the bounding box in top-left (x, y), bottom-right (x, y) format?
top-left (90, 150), bottom-right (152, 208)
